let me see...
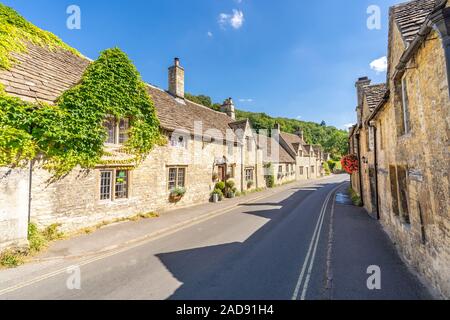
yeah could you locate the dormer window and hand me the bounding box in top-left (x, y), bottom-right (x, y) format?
top-left (170, 134), bottom-right (188, 149)
top-left (104, 116), bottom-right (130, 145)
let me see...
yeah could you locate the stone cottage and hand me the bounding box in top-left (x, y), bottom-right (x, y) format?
top-left (349, 78), bottom-right (387, 218)
top-left (277, 127), bottom-right (324, 180)
top-left (350, 0), bottom-right (450, 298)
top-left (0, 39), bottom-right (267, 247)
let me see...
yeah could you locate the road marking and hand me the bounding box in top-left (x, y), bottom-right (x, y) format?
top-left (0, 177), bottom-right (346, 297)
top-left (292, 183), bottom-right (343, 300)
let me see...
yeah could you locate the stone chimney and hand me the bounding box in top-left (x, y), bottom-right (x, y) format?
top-left (168, 57), bottom-right (185, 98)
top-left (294, 128), bottom-right (304, 141)
top-left (355, 77), bottom-right (371, 125)
top-left (221, 98), bottom-right (236, 120)
top-left (274, 123), bottom-right (281, 134)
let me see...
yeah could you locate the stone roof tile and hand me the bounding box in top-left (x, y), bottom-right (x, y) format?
top-left (392, 0), bottom-right (440, 44)
top-left (364, 84), bottom-right (387, 112)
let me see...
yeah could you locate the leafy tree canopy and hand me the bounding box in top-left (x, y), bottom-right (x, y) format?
top-left (186, 93), bottom-right (349, 158)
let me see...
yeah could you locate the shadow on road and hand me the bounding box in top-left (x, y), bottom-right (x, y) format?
top-left (156, 182), bottom-right (338, 300)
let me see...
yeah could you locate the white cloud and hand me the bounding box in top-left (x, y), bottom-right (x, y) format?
top-left (343, 123), bottom-right (355, 130)
top-left (218, 10), bottom-right (244, 30)
top-left (239, 98), bottom-right (253, 103)
top-left (370, 56), bottom-right (387, 73)
top-left (296, 116), bottom-right (302, 120)
top-left (207, 31), bottom-right (213, 38)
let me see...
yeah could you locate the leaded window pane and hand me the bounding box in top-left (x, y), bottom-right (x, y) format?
top-left (115, 170), bottom-right (128, 199)
top-left (100, 171), bottom-right (112, 200)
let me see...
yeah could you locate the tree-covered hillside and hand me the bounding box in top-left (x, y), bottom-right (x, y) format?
top-left (186, 93), bottom-right (349, 158)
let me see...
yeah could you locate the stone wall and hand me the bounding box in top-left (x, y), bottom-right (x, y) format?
top-left (374, 27), bottom-right (450, 298)
top-left (0, 168), bottom-right (29, 252)
top-left (29, 132), bottom-right (263, 232)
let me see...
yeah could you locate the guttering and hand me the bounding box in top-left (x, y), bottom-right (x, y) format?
top-left (370, 121), bottom-right (381, 220)
top-left (392, 0), bottom-right (448, 82)
top-left (367, 90), bottom-right (390, 123)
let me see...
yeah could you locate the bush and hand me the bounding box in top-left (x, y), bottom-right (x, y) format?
top-left (28, 223), bottom-right (47, 253)
top-left (349, 187), bottom-right (363, 207)
top-left (215, 181), bottom-right (226, 192)
top-left (225, 179), bottom-right (235, 190)
top-left (247, 180), bottom-right (254, 189)
top-left (265, 175), bottom-right (275, 188)
top-left (323, 162), bottom-right (331, 175)
top-left (327, 160), bottom-right (336, 172)
top-left (0, 250), bottom-right (24, 268)
top-left (42, 223), bottom-right (64, 241)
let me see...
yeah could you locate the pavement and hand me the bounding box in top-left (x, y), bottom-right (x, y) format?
top-left (0, 175), bottom-right (433, 300)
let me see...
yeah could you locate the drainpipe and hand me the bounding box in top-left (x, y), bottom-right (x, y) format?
top-left (370, 122), bottom-right (380, 220)
top-left (356, 132), bottom-right (364, 206)
top-left (240, 143), bottom-right (244, 192)
top-left (27, 160), bottom-right (33, 224)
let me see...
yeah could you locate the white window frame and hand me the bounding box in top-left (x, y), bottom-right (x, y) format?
top-left (99, 169), bottom-right (130, 201)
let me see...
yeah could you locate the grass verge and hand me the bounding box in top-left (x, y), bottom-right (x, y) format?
top-left (0, 211), bottom-right (159, 268)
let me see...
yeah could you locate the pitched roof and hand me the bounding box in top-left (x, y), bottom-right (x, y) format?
top-left (364, 84), bottom-right (387, 112)
top-left (279, 132), bottom-right (305, 154)
top-left (146, 85), bottom-right (237, 140)
top-left (391, 0), bottom-right (440, 45)
top-left (0, 43), bottom-right (240, 141)
top-left (256, 134), bottom-right (295, 164)
top-left (0, 43), bottom-right (89, 103)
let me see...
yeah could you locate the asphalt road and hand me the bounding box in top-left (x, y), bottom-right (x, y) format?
top-left (0, 175), bottom-right (432, 300)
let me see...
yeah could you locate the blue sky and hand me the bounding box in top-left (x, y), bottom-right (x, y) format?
top-left (3, 0), bottom-right (403, 129)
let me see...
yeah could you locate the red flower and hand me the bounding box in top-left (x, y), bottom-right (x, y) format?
top-left (341, 154), bottom-right (359, 174)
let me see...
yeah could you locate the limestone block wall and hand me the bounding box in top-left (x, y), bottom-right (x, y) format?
top-left (0, 168), bottom-right (29, 252)
top-left (29, 135), bottom-right (247, 232)
top-left (375, 28), bottom-right (450, 298)
top-left (296, 156), bottom-right (311, 180)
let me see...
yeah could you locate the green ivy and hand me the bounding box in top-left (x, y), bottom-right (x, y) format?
top-left (0, 4), bottom-right (81, 70)
top-left (0, 48), bottom-right (162, 177)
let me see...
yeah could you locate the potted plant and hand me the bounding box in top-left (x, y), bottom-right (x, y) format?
top-left (169, 187), bottom-right (186, 203)
top-left (211, 189), bottom-right (223, 203)
top-left (212, 172), bottom-right (219, 182)
top-left (225, 180), bottom-right (236, 198)
top-left (247, 180), bottom-right (254, 189)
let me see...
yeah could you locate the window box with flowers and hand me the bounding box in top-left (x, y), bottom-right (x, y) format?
top-left (169, 187), bottom-right (186, 203)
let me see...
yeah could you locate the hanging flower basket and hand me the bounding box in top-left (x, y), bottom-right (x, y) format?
top-left (341, 154), bottom-right (359, 174)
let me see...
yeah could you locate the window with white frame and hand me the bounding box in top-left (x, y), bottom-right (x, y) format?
top-left (103, 117), bottom-right (130, 145)
top-left (168, 167), bottom-right (186, 190)
top-left (100, 169), bottom-right (129, 201)
top-left (170, 134), bottom-right (188, 149)
top-left (245, 168), bottom-right (254, 181)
